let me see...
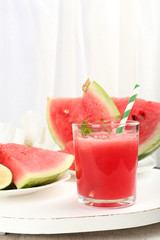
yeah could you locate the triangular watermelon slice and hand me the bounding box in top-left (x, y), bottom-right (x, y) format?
top-left (47, 80), bottom-right (121, 149)
top-left (0, 143), bottom-right (74, 189)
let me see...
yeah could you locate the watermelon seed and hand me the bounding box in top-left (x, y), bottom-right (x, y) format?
top-left (139, 111), bottom-right (145, 118)
top-left (132, 115), bottom-right (137, 120)
top-left (64, 109), bottom-right (69, 114)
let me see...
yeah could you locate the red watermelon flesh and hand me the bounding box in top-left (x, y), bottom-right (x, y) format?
top-left (0, 143), bottom-right (74, 188)
top-left (47, 98), bottom-right (79, 149)
top-left (112, 98), bottom-right (160, 145)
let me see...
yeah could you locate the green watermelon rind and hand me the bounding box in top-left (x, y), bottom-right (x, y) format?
top-left (15, 154), bottom-right (74, 189)
top-left (138, 122), bottom-right (160, 160)
top-left (90, 82), bottom-right (121, 120)
top-left (47, 97), bottom-right (65, 150)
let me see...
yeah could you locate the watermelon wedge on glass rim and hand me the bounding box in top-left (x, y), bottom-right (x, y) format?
top-left (47, 79), bottom-right (160, 170)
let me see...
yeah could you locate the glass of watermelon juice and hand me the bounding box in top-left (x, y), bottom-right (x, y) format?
top-left (72, 120), bottom-right (139, 208)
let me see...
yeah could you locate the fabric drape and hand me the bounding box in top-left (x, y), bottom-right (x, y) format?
top-left (0, 0), bottom-right (160, 122)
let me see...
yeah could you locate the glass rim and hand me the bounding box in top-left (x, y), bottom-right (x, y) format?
top-left (72, 120), bottom-right (139, 127)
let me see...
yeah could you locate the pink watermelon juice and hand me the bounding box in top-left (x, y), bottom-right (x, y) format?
top-left (73, 121), bottom-right (139, 207)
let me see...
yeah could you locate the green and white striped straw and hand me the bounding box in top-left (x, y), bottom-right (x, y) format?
top-left (116, 84), bottom-right (140, 134)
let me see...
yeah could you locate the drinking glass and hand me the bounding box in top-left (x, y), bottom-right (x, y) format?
top-left (72, 120), bottom-right (139, 208)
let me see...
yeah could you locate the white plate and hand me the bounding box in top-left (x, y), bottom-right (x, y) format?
top-left (0, 172), bottom-right (70, 198)
top-left (69, 156), bottom-right (156, 175)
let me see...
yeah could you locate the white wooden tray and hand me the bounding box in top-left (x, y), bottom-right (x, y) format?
top-left (0, 168), bottom-right (160, 234)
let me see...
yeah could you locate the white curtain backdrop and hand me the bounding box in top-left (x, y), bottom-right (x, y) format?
top-left (0, 0), bottom-right (160, 165)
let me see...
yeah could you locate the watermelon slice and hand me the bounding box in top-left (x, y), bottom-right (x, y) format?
top-left (47, 80), bottom-right (121, 149)
top-left (0, 143), bottom-right (74, 189)
top-left (112, 97), bottom-right (160, 159)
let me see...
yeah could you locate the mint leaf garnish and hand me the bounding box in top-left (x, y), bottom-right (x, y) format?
top-left (101, 120), bottom-right (111, 134)
top-left (81, 120), bottom-right (92, 136)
